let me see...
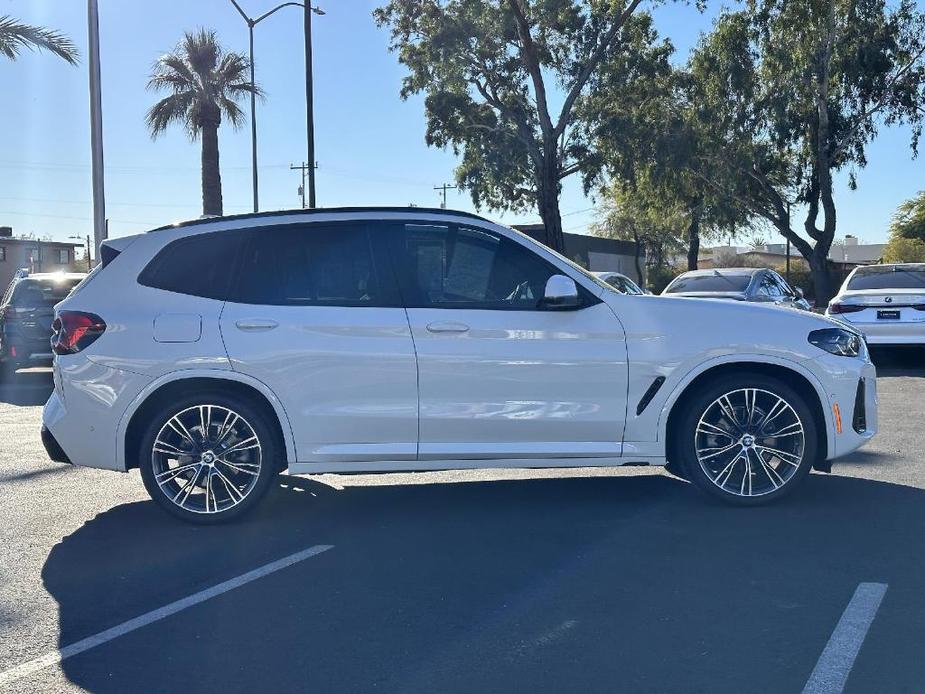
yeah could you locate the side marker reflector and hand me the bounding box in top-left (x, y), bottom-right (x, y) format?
top-left (833, 403), bottom-right (843, 434)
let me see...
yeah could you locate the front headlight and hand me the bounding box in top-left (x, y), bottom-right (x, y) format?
top-left (808, 328), bottom-right (862, 357)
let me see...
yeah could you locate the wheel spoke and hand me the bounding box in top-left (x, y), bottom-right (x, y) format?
top-left (755, 444), bottom-right (802, 467)
top-left (697, 420), bottom-right (737, 438)
top-left (153, 439), bottom-right (188, 457)
top-left (167, 416), bottom-right (197, 449)
top-left (216, 412), bottom-right (239, 446)
top-left (200, 406), bottom-right (212, 442)
top-left (214, 468), bottom-right (244, 502)
top-left (717, 395), bottom-right (741, 430)
top-left (221, 436), bottom-right (260, 456)
top-left (755, 449), bottom-right (785, 489)
top-left (217, 459), bottom-right (260, 476)
top-left (744, 389), bottom-right (757, 427)
top-left (760, 421), bottom-right (803, 439)
top-left (155, 462), bottom-right (199, 483)
top-left (756, 397), bottom-right (787, 432)
top-left (696, 441), bottom-right (740, 461)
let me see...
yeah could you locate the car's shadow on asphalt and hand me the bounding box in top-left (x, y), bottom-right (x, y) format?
top-left (42, 471), bottom-right (925, 693)
top-left (0, 368), bottom-right (53, 406)
top-left (869, 346), bottom-right (925, 376)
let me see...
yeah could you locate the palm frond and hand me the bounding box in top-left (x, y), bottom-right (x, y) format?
top-left (0, 15), bottom-right (79, 64)
top-left (146, 92), bottom-right (197, 139)
top-left (148, 53), bottom-right (199, 93)
top-left (183, 28), bottom-right (221, 81)
top-left (218, 96), bottom-right (247, 129)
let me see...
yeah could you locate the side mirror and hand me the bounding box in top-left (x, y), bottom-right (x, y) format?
top-left (794, 287), bottom-right (804, 299)
top-left (542, 274), bottom-right (580, 309)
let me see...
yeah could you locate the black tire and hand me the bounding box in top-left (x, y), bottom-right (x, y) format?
top-left (138, 391), bottom-right (280, 524)
top-left (673, 373), bottom-right (818, 506)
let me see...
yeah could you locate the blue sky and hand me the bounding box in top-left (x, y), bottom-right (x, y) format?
top-left (0, 0), bottom-right (921, 249)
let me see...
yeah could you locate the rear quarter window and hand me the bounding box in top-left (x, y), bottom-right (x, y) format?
top-left (138, 230), bottom-right (247, 300)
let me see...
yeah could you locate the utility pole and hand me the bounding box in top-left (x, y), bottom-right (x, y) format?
top-left (87, 0), bottom-right (106, 266)
top-left (785, 200), bottom-right (792, 283)
top-left (291, 162), bottom-right (316, 208)
top-left (434, 183), bottom-right (457, 209)
top-left (304, 4), bottom-right (326, 208)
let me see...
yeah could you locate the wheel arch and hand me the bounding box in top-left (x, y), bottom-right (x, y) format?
top-left (661, 358), bottom-right (832, 472)
top-left (117, 370), bottom-right (296, 471)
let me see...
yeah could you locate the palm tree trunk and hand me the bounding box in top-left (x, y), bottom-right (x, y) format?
top-left (200, 121), bottom-right (223, 216)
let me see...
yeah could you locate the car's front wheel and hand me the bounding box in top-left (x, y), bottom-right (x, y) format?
top-left (674, 374), bottom-right (818, 505)
top-left (138, 393), bottom-right (279, 523)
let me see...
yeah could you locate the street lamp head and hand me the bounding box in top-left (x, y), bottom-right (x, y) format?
top-left (311, 6), bottom-right (325, 15)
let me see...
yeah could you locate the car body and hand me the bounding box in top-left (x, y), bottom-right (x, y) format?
top-left (42, 208), bottom-right (877, 522)
top-left (593, 271), bottom-right (646, 295)
top-left (826, 263), bottom-right (925, 345)
top-left (663, 267), bottom-right (811, 310)
top-left (0, 271), bottom-right (86, 373)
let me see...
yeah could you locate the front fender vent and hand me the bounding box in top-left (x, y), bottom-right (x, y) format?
top-left (852, 378), bottom-right (867, 434)
top-left (636, 376), bottom-right (666, 416)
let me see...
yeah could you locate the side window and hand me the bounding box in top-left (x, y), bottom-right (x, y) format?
top-left (757, 274), bottom-right (782, 298)
top-left (395, 224), bottom-right (569, 310)
top-left (139, 229), bottom-right (246, 300)
top-left (773, 273), bottom-right (794, 297)
top-left (232, 223), bottom-right (398, 307)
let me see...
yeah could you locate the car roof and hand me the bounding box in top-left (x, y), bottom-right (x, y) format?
top-left (676, 267), bottom-right (762, 277)
top-left (147, 206), bottom-right (490, 233)
top-left (854, 263), bottom-right (925, 273)
top-left (17, 272), bottom-right (86, 281)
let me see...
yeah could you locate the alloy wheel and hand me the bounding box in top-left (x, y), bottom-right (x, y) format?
top-left (150, 404), bottom-right (263, 515)
top-left (694, 388), bottom-right (805, 498)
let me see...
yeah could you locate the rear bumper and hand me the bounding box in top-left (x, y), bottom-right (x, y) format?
top-left (41, 424), bottom-right (73, 465)
top-left (830, 314), bottom-right (925, 345)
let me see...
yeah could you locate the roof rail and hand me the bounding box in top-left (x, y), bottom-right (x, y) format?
top-left (148, 206), bottom-right (491, 233)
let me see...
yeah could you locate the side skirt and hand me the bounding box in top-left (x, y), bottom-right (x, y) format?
top-left (287, 456), bottom-right (667, 475)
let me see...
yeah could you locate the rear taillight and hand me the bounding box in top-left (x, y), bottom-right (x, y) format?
top-left (51, 311), bottom-right (106, 355)
top-left (828, 302), bottom-right (864, 314)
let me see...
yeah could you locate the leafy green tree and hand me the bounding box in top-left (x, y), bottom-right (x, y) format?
top-left (882, 236), bottom-right (925, 262)
top-left (889, 190), bottom-right (925, 242)
top-left (0, 16), bottom-right (78, 64)
top-left (592, 178), bottom-right (686, 288)
top-left (682, 0), bottom-right (925, 304)
top-left (374, 0), bottom-right (677, 252)
top-left (146, 29), bottom-right (259, 216)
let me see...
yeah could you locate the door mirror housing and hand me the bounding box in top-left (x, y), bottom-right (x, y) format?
top-left (542, 275), bottom-right (581, 309)
top-left (794, 286), bottom-right (804, 299)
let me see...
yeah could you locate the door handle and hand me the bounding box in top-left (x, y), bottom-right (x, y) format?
top-left (235, 319), bottom-right (279, 332)
top-left (426, 321), bottom-right (470, 333)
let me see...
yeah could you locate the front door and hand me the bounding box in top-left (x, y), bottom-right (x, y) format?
top-left (220, 221), bottom-right (418, 464)
top-left (390, 222), bottom-right (628, 462)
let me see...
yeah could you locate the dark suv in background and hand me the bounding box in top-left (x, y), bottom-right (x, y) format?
top-left (0, 272), bottom-right (85, 376)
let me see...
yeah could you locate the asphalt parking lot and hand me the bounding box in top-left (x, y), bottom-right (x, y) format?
top-left (1, 348), bottom-right (924, 693)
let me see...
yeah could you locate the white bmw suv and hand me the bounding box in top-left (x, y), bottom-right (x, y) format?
top-left (43, 208), bottom-right (877, 522)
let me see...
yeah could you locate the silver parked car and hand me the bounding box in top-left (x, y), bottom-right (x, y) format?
top-left (593, 271), bottom-right (646, 295)
top-left (662, 268), bottom-right (811, 310)
top-left (826, 263), bottom-right (925, 345)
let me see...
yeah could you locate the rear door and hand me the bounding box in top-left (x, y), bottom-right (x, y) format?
top-left (220, 221), bottom-right (419, 465)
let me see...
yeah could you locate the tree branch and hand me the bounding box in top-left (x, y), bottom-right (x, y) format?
top-left (506, 0), bottom-right (555, 141)
top-left (554, 0), bottom-right (645, 137)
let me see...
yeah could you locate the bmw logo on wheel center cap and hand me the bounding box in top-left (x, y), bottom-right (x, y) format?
top-left (742, 435), bottom-right (755, 447)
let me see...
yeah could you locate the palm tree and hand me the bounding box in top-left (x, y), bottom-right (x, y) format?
top-left (0, 16), bottom-right (79, 64)
top-left (146, 29), bottom-right (259, 216)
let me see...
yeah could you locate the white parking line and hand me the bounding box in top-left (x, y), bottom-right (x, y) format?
top-left (0, 544), bottom-right (334, 687)
top-left (802, 582), bottom-right (888, 694)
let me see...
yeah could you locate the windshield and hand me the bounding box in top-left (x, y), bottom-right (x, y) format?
top-left (10, 277), bottom-right (83, 307)
top-left (665, 273), bottom-right (751, 293)
top-left (847, 266), bottom-right (925, 290)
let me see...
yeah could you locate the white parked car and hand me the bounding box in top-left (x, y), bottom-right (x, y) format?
top-left (43, 208), bottom-right (877, 523)
top-left (593, 271), bottom-right (646, 295)
top-left (826, 263), bottom-right (925, 345)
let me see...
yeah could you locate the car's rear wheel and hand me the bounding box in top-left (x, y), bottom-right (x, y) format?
top-left (139, 393), bottom-right (279, 523)
top-left (674, 374), bottom-right (818, 505)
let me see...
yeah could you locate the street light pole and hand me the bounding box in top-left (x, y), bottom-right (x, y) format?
top-left (229, 1), bottom-right (323, 213)
top-left (304, 4), bottom-right (316, 208)
top-left (87, 0), bottom-right (106, 264)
